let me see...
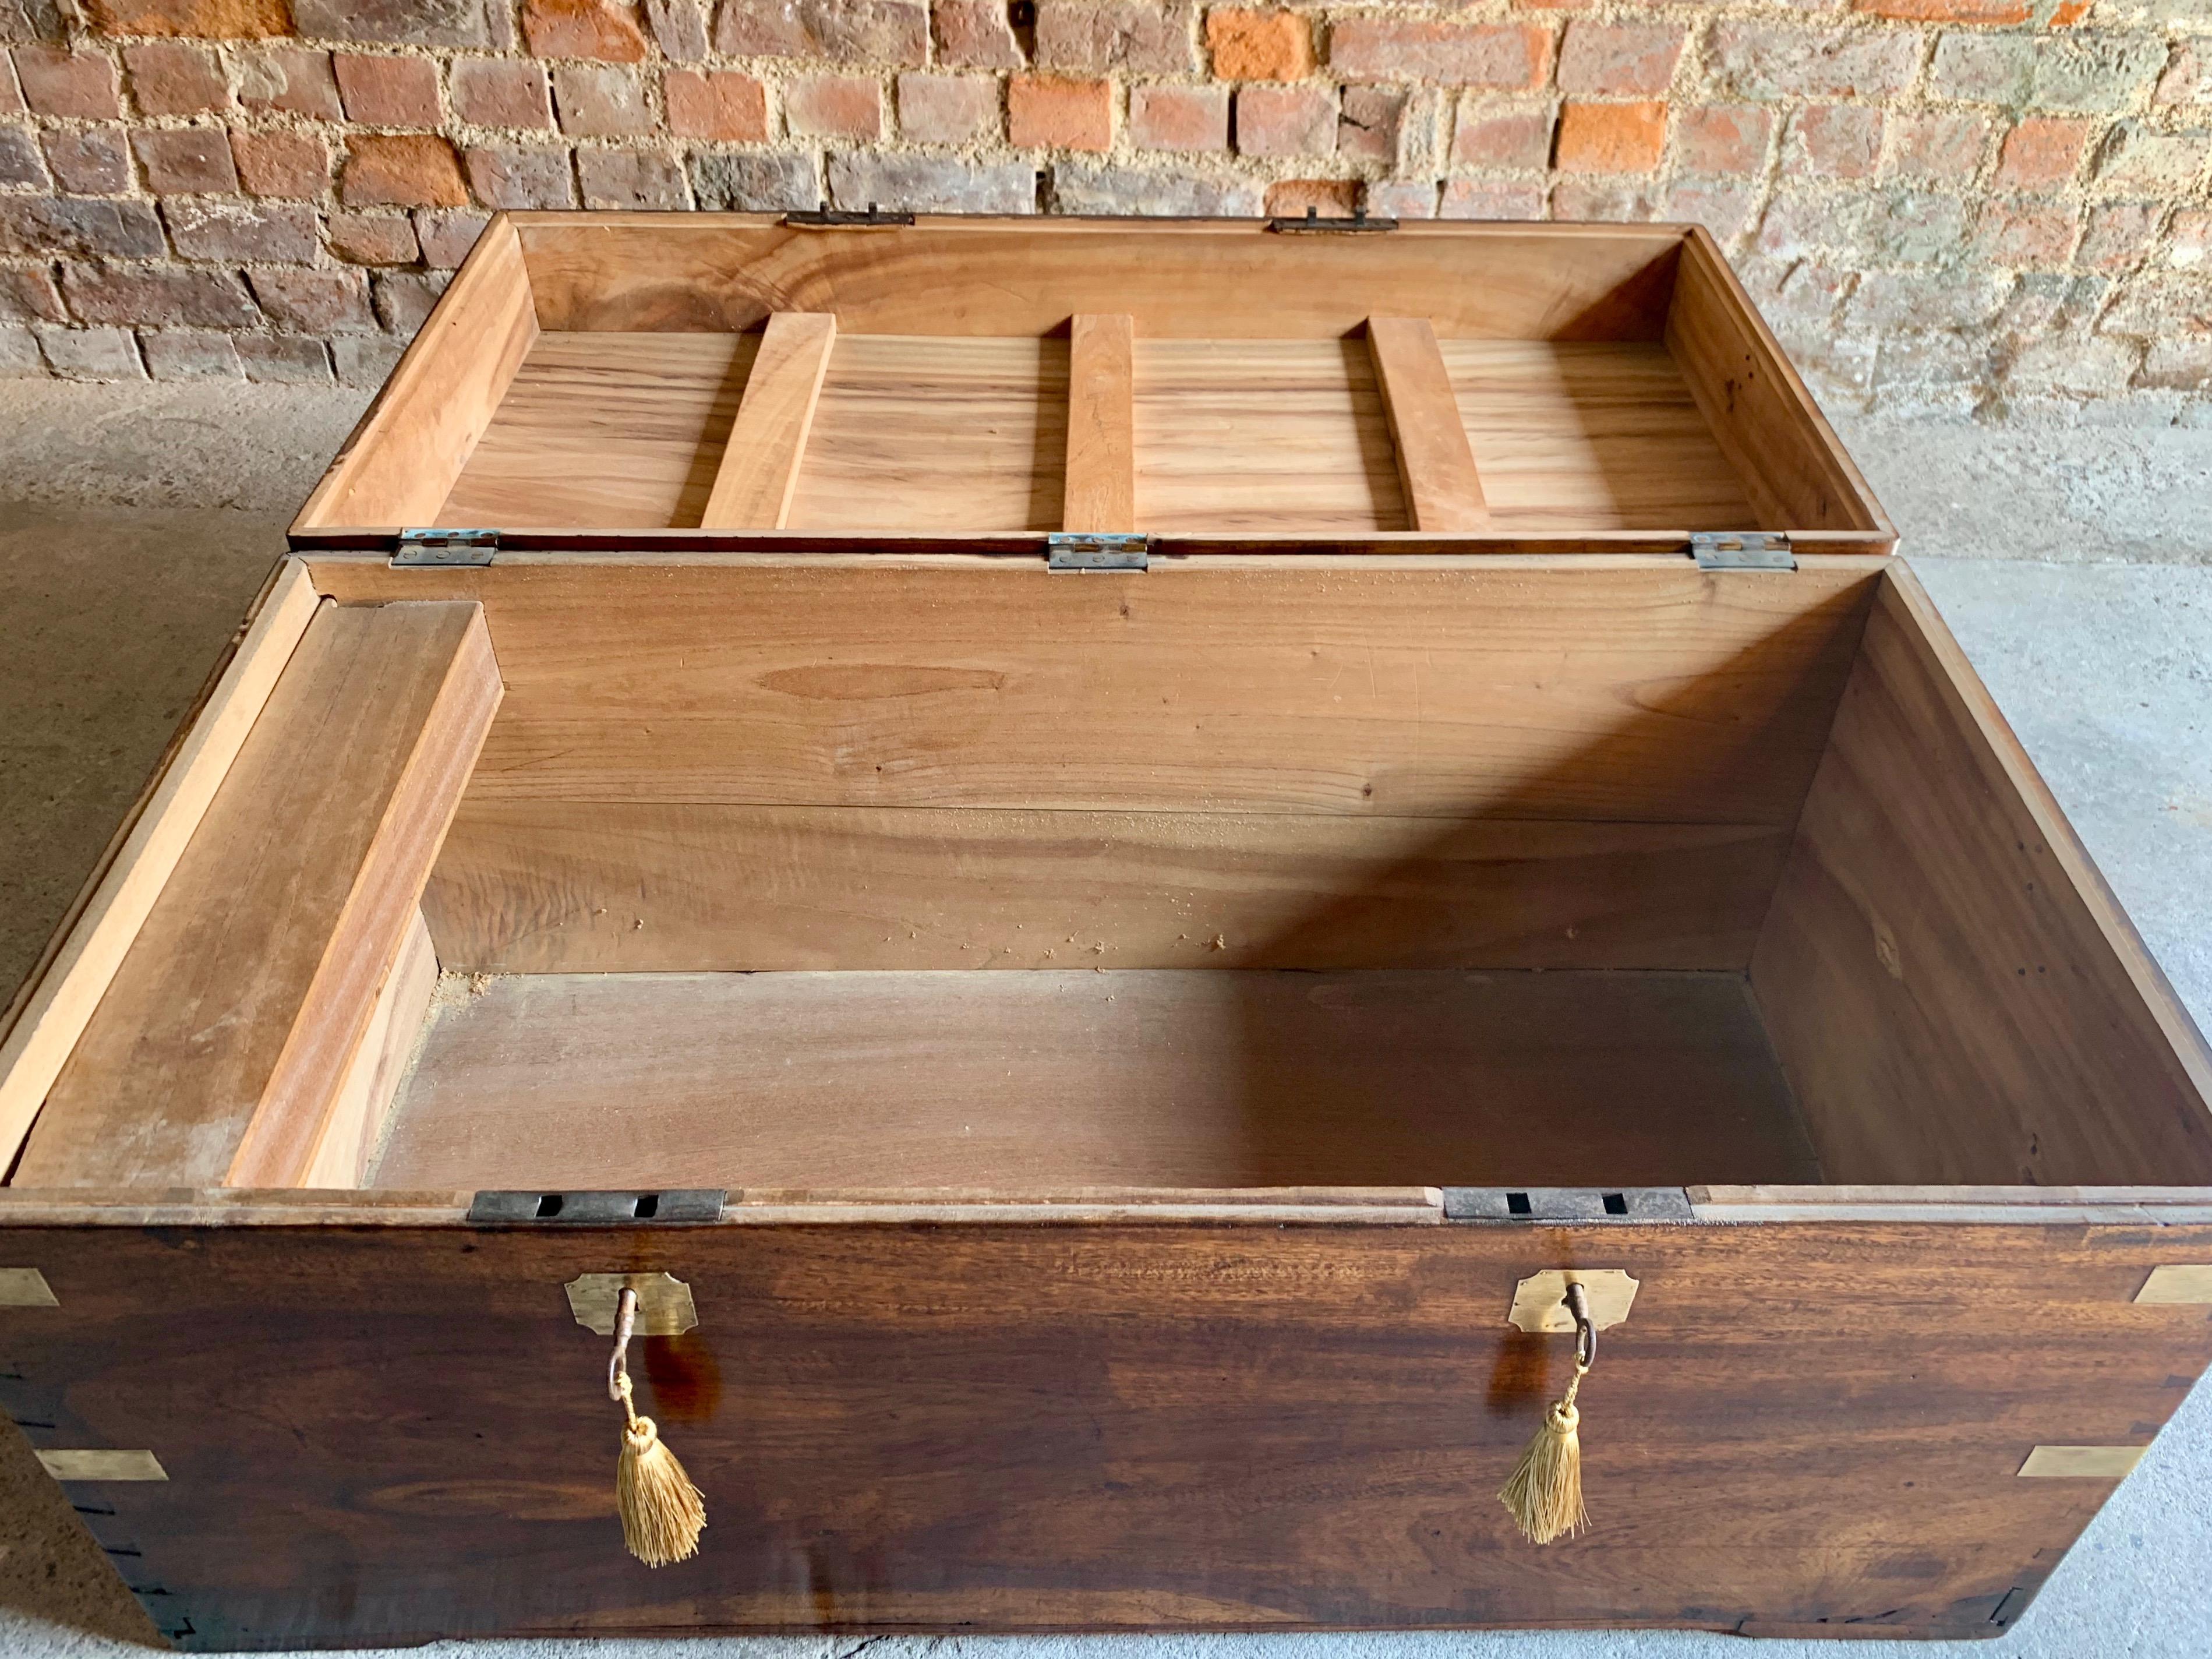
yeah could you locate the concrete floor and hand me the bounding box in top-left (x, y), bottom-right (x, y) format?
top-left (2, 384), bottom-right (2211, 1657)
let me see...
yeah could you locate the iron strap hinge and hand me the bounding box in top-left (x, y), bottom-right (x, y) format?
top-left (1047, 532), bottom-right (1150, 571)
top-left (468, 1189), bottom-right (727, 1224)
top-left (1691, 531), bottom-right (1795, 572)
top-left (1267, 206), bottom-right (1398, 234)
top-left (393, 527), bottom-right (497, 567)
top-left (782, 204), bottom-right (914, 228)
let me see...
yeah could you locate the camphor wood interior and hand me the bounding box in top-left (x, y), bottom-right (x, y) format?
top-left (6, 213), bottom-right (2210, 1206)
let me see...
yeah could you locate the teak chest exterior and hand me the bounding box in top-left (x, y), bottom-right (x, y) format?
top-left (3, 215), bottom-right (2211, 1647)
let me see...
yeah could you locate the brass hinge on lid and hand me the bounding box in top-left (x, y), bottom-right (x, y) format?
top-left (393, 527), bottom-right (497, 567)
top-left (1691, 531), bottom-right (1795, 571)
top-left (782, 203), bottom-right (914, 228)
top-left (1267, 206), bottom-right (1398, 234)
top-left (1048, 532), bottom-right (1150, 571)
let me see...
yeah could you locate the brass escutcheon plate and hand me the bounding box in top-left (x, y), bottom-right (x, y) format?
top-left (1506, 1268), bottom-right (1639, 1334)
top-left (564, 1271), bottom-right (699, 1337)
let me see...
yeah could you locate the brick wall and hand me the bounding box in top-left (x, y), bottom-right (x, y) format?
top-left (0, 2), bottom-right (2206, 411)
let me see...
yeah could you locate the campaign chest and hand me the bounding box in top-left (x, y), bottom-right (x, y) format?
top-left (3, 214), bottom-right (2210, 1647)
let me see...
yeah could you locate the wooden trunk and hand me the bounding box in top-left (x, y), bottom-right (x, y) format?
top-left (4, 215), bottom-right (2210, 1647)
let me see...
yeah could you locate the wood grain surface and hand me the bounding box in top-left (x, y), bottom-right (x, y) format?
top-left (419, 802), bottom-right (1790, 973)
top-left (299, 908), bottom-right (437, 1189)
top-left (369, 968), bottom-right (1822, 1191)
top-left (699, 312), bottom-right (836, 530)
top-left (302, 560), bottom-right (1881, 826)
top-left (3, 1217), bottom-right (2207, 1646)
top-left (17, 603), bottom-right (501, 1188)
top-left (1063, 313), bottom-right (1136, 533)
top-left (1752, 569), bottom-right (2212, 1188)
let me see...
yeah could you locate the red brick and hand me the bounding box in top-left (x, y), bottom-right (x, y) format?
top-left (232, 129), bottom-right (330, 199)
top-left (1337, 86), bottom-right (1407, 165)
top-left (0, 269), bottom-right (68, 324)
top-left (1265, 178), bottom-right (1357, 218)
top-left (1976, 200), bottom-right (2079, 266)
top-left (553, 63), bottom-right (651, 136)
top-left (1784, 104), bottom-right (1881, 179)
top-left (2080, 201), bottom-right (2160, 271)
top-left (1673, 104), bottom-right (1771, 175)
top-left (327, 209), bottom-right (421, 265)
top-left (933, 0), bottom-right (1023, 69)
top-left (1129, 83), bottom-right (1228, 153)
top-left (0, 129), bottom-right (43, 189)
top-left (0, 62), bottom-right (19, 118)
top-left (1236, 83), bottom-right (1334, 158)
top-left (13, 48), bottom-right (122, 119)
top-left (342, 133), bottom-right (468, 207)
top-left (451, 60), bottom-right (553, 129)
top-left (1451, 106), bottom-right (1552, 171)
top-left (1665, 181), bottom-right (1758, 242)
top-left (238, 334), bottom-right (335, 385)
top-left (2164, 207), bottom-right (2211, 270)
top-left (123, 41), bottom-right (232, 115)
top-left (786, 75), bottom-right (884, 141)
top-left (1330, 22), bottom-right (1551, 91)
top-left (719, 0), bottom-right (928, 65)
top-left (249, 267), bottom-right (374, 332)
top-left (1553, 177), bottom-right (1659, 221)
top-left (163, 197), bottom-right (318, 262)
top-left (1366, 180), bottom-right (1438, 220)
top-left (1555, 101), bottom-right (1667, 174)
top-left (234, 47), bottom-right (342, 120)
top-left (1440, 178), bottom-right (1545, 220)
top-left (666, 69), bottom-right (768, 141)
top-left (1851, 0), bottom-right (2030, 20)
top-left (1009, 73), bottom-right (1109, 151)
top-left (896, 73), bottom-right (998, 146)
top-left (84, 0), bottom-right (289, 35)
top-left (576, 146), bottom-right (686, 209)
top-left (2157, 41), bottom-right (2208, 108)
top-left (43, 129), bottom-right (132, 195)
top-left (1558, 23), bottom-right (1685, 98)
top-left (335, 53), bottom-right (441, 126)
top-left (1887, 112), bottom-right (1988, 181)
top-left (415, 207), bottom-right (490, 267)
top-left (1206, 9), bottom-right (1314, 82)
top-left (523, 0), bottom-right (651, 62)
top-left (1997, 117), bottom-right (2090, 190)
top-left (1034, 2), bottom-right (1195, 76)
top-left (133, 127), bottom-right (239, 193)
top-left (464, 144), bottom-right (577, 209)
top-left (62, 263), bottom-right (258, 329)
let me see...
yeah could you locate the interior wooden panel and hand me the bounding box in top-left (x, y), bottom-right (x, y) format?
top-left (1751, 568), bottom-right (2212, 1187)
top-left (1439, 341), bottom-right (1759, 531)
top-left (1064, 312), bottom-right (1136, 533)
top-left (422, 802), bottom-right (1790, 973)
top-left (699, 312), bottom-right (836, 530)
top-left (304, 559), bottom-right (1882, 827)
top-left (515, 216), bottom-right (1684, 340)
top-left (16, 603), bottom-right (501, 1189)
top-left (439, 333), bottom-right (758, 530)
top-left (1665, 229), bottom-right (1886, 536)
top-left (294, 217), bottom-right (537, 531)
top-left (1134, 338), bottom-right (1405, 532)
top-left (300, 907), bottom-right (437, 1190)
top-left (371, 968), bottom-right (1822, 1191)
top-left (1366, 317), bottom-right (1490, 532)
top-left (785, 334), bottom-right (1068, 532)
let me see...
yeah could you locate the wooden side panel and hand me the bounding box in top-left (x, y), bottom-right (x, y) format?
top-left (515, 217), bottom-right (1685, 341)
top-left (698, 313), bottom-right (836, 530)
top-left (370, 969), bottom-right (1821, 1191)
top-left (1063, 313), bottom-right (1135, 533)
top-left (299, 908), bottom-right (437, 1190)
top-left (1366, 317), bottom-right (1489, 532)
top-left (2, 1217), bottom-right (2206, 1646)
top-left (1663, 228), bottom-right (1889, 539)
top-left (422, 802), bottom-right (1789, 973)
top-left (292, 217), bottom-right (537, 532)
top-left (1751, 567), bottom-right (2212, 1186)
top-left (305, 560), bottom-right (1880, 827)
top-left (16, 604), bottom-right (503, 1189)
top-left (0, 562), bottom-right (323, 1176)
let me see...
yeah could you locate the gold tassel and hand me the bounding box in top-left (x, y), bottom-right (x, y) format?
top-left (614, 1369), bottom-right (706, 1567)
top-left (1499, 1280), bottom-right (1593, 1545)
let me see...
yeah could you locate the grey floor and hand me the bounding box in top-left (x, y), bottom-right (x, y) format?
top-left (2, 384), bottom-right (2210, 1657)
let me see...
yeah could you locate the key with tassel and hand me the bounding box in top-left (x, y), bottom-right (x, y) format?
top-left (606, 1285), bottom-right (708, 1566)
top-left (1499, 1279), bottom-right (1596, 1545)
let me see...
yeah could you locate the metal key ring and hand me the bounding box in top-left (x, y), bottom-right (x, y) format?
top-left (1564, 1280), bottom-right (1596, 1371)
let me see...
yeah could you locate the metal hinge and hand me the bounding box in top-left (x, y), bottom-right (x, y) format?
top-left (1443, 1187), bottom-right (1694, 1223)
top-left (393, 527), bottom-right (497, 567)
top-left (1691, 531), bottom-right (1795, 571)
top-left (1047, 532), bottom-right (1150, 571)
top-left (1267, 206), bottom-right (1397, 234)
top-left (782, 202), bottom-right (914, 228)
top-left (467, 1189), bottom-right (726, 1224)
